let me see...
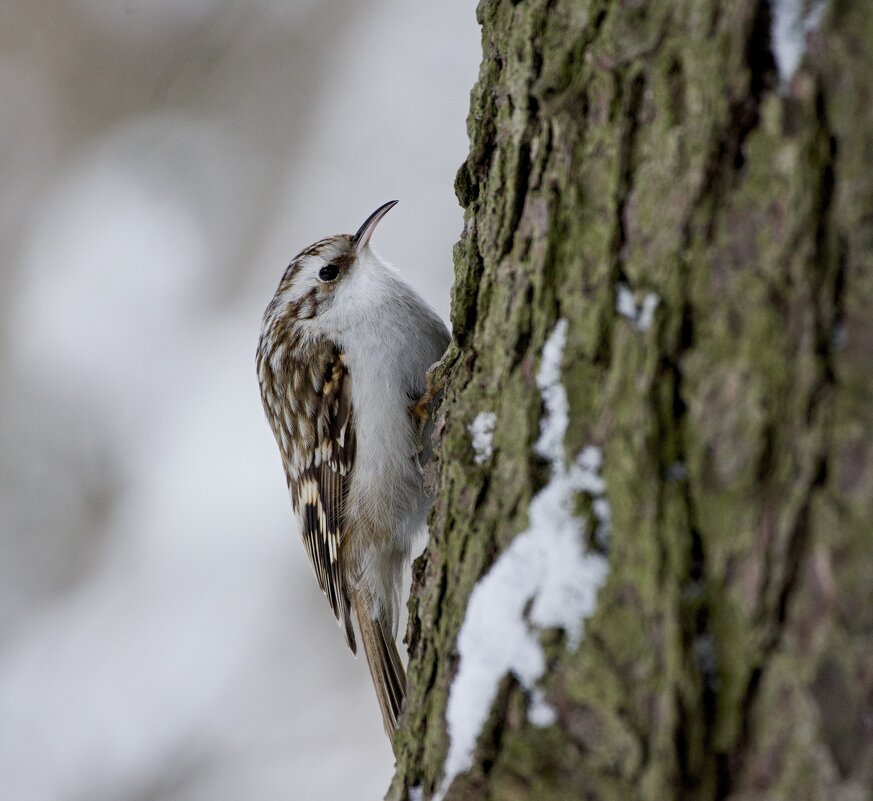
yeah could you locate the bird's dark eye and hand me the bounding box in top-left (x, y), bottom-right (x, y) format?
top-left (318, 264), bottom-right (340, 282)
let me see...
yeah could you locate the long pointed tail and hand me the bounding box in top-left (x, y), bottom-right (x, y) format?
top-left (353, 594), bottom-right (407, 738)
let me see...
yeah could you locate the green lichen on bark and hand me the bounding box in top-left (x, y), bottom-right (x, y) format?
top-left (389, 2), bottom-right (873, 800)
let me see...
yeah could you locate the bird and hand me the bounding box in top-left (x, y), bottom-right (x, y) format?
top-left (256, 200), bottom-right (450, 738)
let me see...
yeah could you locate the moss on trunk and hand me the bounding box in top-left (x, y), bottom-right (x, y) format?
top-left (389, 2), bottom-right (873, 799)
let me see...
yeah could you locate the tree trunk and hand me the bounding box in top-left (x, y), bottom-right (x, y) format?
top-left (390, 1), bottom-right (873, 799)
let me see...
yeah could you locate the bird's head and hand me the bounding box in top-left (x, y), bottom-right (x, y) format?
top-left (266, 200), bottom-right (398, 326)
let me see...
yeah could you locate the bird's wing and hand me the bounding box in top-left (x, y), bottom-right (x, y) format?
top-left (267, 341), bottom-right (357, 653)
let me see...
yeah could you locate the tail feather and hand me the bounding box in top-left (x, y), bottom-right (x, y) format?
top-left (354, 595), bottom-right (407, 738)
top-left (341, 592), bottom-right (357, 655)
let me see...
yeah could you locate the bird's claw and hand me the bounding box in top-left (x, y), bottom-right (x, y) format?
top-left (411, 362), bottom-right (446, 451)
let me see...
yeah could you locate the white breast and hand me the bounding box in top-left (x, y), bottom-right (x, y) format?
top-left (316, 248), bottom-right (450, 544)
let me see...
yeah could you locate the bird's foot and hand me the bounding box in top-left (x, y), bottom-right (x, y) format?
top-left (411, 361), bottom-right (446, 450)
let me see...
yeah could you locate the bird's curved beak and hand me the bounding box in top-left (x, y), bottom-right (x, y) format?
top-left (352, 200), bottom-right (398, 256)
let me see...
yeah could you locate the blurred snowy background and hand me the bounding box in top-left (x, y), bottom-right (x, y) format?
top-left (0, 2), bottom-right (479, 799)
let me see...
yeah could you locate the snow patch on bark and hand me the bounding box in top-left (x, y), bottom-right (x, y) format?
top-left (616, 282), bottom-right (660, 332)
top-left (438, 320), bottom-right (610, 799)
top-left (772, 0), bottom-right (827, 88)
top-left (468, 411), bottom-right (497, 464)
top-left (534, 319), bottom-right (570, 462)
top-left (527, 687), bottom-right (557, 727)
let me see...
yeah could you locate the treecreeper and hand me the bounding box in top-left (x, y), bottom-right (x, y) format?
top-left (256, 201), bottom-right (450, 738)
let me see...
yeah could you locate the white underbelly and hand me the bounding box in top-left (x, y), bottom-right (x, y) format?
top-left (346, 348), bottom-right (427, 543)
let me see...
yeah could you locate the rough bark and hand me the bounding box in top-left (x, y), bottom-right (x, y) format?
top-left (389, 2), bottom-right (873, 799)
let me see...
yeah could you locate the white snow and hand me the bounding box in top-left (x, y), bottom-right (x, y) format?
top-left (637, 293), bottom-right (661, 332)
top-left (408, 787), bottom-right (424, 801)
top-left (616, 283), bottom-right (638, 321)
top-left (468, 412), bottom-right (497, 464)
top-left (527, 688), bottom-right (557, 727)
top-left (772, 0), bottom-right (828, 88)
top-left (535, 320), bottom-right (570, 462)
top-left (593, 497), bottom-right (613, 547)
top-left (437, 320), bottom-right (610, 799)
top-left (616, 282), bottom-right (660, 332)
